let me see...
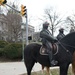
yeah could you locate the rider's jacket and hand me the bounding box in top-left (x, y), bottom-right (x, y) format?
top-left (57, 33), bottom-right (65, 40)
top-left (40, 29), bottom-right (57, 44)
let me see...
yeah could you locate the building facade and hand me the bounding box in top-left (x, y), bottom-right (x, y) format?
top-left (0, 14), bottom-right (8, 41)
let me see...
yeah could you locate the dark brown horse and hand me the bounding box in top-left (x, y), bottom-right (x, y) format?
top-left (24, 32), bottom-right (75, 75)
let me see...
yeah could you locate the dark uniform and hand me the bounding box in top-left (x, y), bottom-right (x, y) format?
top-left (40, 22), bottom-right (58, 66)
top-left (70, 27), bottom-right (74, 33)
top-left (57, 28), bottom-right (65, 40)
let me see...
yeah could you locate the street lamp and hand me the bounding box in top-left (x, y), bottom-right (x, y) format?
top-left (21, 23), bottom-right (25, 61)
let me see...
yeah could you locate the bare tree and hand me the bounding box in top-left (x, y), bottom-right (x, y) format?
top-left (66, 15), bottom-right (75, 30)
top-left (6, 3), bottom-right (22, 42)
top-left (43, 7), bottom-right (63, 36)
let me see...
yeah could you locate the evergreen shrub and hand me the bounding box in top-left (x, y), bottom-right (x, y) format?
top-left (0, 40), bottom-right (8, 48)
top-left (0, 48), bottom-right (4, 56)
top-left (4, 43), bottom-right (22, 59)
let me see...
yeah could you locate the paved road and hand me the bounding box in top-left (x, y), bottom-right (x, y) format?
top-left (0, 61), bottom-right (60, 75)
top-left (0, 62), bottom-right (43, 75)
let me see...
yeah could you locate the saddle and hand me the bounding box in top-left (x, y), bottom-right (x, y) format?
top-left (40, 43), bottom-right (58, 55)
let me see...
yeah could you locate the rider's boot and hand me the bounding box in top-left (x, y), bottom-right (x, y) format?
top-left (48, 50), bottom-right (58, 66)
top-left (51, 60), bottom-right (58, 66)
top-left (46, 42), bottom-right (58, 66)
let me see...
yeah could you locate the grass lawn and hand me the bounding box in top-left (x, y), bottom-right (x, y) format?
top-left (20, 65), bottom-right (73, 75)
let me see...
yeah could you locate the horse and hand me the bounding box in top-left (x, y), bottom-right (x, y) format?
top-left (24, 32), bottom-right (75, 75)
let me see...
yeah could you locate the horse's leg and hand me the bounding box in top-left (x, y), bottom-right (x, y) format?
top-left (41, 66), bottom-right (50, 75)
top-left (72, 52), bottom-right (75, 75)
top-left (60, 63), bottom-right (69, 75)
top-left (24, 59), bottom-right (35, 75)
top-left (72, 64), bottom-right (75, 75)
top-left (41, 65), bottom-right (44, 73)
top-left (46, 67), bottom-right (50, 75)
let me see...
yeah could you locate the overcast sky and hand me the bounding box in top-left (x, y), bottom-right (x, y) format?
top-left (8, 0), bottom-right (75, 33)
top-left (8, 0), bottom-right (75, 19)
top-left (21, 0), bottom-right (75, 17)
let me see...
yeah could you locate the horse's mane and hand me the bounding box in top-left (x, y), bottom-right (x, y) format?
top-left (60, 32), bottom-right (75, 44)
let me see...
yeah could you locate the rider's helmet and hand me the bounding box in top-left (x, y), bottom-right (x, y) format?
top-left (43, 21), bottom-right (49, 29)
top-left (59, 28), bottom-right (64, 33)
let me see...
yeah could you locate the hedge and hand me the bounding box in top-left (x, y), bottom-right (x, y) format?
top-left (0, 48), bottom-right (4, 56)
top-left (3, 43), bottom-right (22, 59)
top-left (0, 40), bottom-right (8, 48)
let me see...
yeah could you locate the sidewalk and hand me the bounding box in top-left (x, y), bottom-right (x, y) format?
top-left (0, 62), bottom-right (41, 75)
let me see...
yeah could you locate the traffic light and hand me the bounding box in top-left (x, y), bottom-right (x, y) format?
top-left (2, 0), bottom-right (7, 4)
top-left (0, 0), bottom-right (7, 5)
top-left (21, 5), bottom-right (26, 16)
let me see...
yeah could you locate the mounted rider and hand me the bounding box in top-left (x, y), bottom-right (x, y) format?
top-left (40, 21), bottom-right (58, 66)
top-left (57, 28), bottom-right (65, 40)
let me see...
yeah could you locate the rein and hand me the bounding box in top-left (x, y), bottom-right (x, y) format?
top-left (57, 41), bottom-right (73, 57)
top-left (61, 42), bottom-right (75, 49)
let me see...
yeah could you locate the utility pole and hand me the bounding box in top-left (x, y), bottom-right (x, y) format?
top-left (21, 23), bottom-right (25, 61)
top-left (6, 3), bottom-right (20, 13)
top-left (25, 9), bottom-right (28, 45)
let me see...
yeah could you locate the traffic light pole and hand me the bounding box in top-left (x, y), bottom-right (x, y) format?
top-left (25, 9), bottom-right (28, 45)
top-left (5, 3), bottom-right (20, 13)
